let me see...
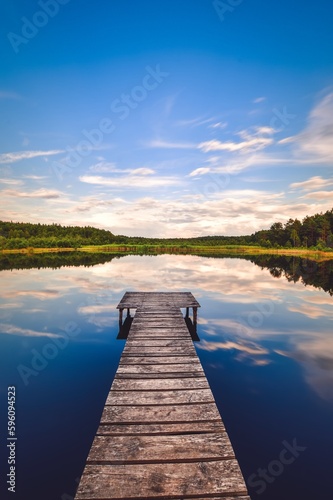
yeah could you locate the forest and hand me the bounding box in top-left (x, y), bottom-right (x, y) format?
top-left (0, 208), bottom-right (332, 250)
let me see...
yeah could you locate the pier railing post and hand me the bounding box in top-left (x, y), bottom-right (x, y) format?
top-left (193, 307), bottom-right (197, 326)
top-left (119, 308), bottom-right (123, 327)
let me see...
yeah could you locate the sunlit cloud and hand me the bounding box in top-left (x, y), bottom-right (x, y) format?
top-left (288, 303), bottom-right (333, 319)
top-left (2, 188), bottom-right (62, 199)
top-left (289, 176), bottom-right (333, 191)
top-left (292, 91), bottom-right (333, 162)
top-left (79, 173), bottom-right (179, 189)
top-left (0, 149), bottom-right (65, 164)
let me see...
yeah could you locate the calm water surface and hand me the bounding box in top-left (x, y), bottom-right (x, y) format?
top-left (1, 254), bottom-right (333, 500)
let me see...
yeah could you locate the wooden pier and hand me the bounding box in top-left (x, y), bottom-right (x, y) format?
top-left (75, 292), bottom-right (250, 500)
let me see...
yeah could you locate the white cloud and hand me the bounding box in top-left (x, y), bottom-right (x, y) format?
top-left (2, 188), bottom-right (62, 199)
top-left (0, 150), bottom-right (65, 164)
top-left (79, 173), bottom-right (179, 189)
top-left (289, 176), bottom-right (333, 191)
top-left (292, 91), bottom-right (333, 162)
top-left (198, 127), bottom-right (276, 154)
top-left (189, 167), bottom-right (211, 177)
top-left (253, 97), bottom-right (266, 104)
top-left (89, 162), bottom-right (118, 173)
top-left (0, 178), bottom-right (24, 186)
top-left (301, 190), bottom-right (333, 200)
top-left (145, 139), bottom-right (196, 149)
top-left (209, 122), bottom-right (228, 129)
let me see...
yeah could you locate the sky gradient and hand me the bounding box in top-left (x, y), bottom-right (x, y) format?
top-left (1, 0), bottom-right (333, 237)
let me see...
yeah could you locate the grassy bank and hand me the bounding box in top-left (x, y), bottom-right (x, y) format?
top-left (2, 244), bottom-right (333, 262)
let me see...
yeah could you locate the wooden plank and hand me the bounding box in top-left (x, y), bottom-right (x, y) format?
top-left (116, 363), bottom-right (204, 374)
top-left (123, 346), bottom-right (197, 355)
top-left (97, 421), bottom-right (226, 435)
top-left (110, 377), bottom-right (211, 391)
top-left (125, 340), bottom-right (194, 347)
top-left (75, 461), bottom-right (248, 499)
top-left (120, 356), bottom-right (198, 365)
top-left (101, 403), bottom-right (222, 424)
top-left (86, 433), bottom-right (235, 464)
top-left (106, 389), bottom-right (215, 405)
top-left (115, 372), bottom-right (207, 379)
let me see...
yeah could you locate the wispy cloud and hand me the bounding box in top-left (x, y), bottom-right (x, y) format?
top-left (0, 323), bottom-right (61, 338)
top-left (144, 139), bottom-right (196, 149)
top-left (189, 167), bottom-right (211, 177)
top-left (253, 96), bottom-right (266, 104)
top-left (2, 188), bottom-right (62, 199)
top-left (209, 121), bottom-right (228, 129)
top-left (175, 116), bottom-right (216, 128)
top-left (80, 173), bottom-right (179, 189)
top-left (291, 91), bottom-right (333, 163)
top-left (289, 176), bottom-right (333, 191)
top-left (0, 150), bottom-right (65, 164)
top-left (89, 162), bottom-right (118, 173)
top-left (0, 178), bottom-right (24, 186)
top-left (0, 90), bottom-right (22, 100)
top-left (198, 127), bottom-right (276, 153)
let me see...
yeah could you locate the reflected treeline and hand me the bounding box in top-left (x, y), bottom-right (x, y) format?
top-left (0, 252), bottom-right (128, 271)
top-left (247, 255), bottom-right (333, 296)
top-left (1, 251), bottom-right (333, 296)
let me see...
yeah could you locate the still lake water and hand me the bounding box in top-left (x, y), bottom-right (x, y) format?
top-left (0, 253), bottom-right (333, 500)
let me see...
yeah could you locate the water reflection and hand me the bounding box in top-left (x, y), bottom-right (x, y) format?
top-left (0, 254), bottom-right (332, 499)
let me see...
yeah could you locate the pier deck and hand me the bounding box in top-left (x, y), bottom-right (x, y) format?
top-left (75, 292), bottom-right (250, 500)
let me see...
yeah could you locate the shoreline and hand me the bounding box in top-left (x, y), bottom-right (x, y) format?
top-left (1, 245), bottom-right (333, 262)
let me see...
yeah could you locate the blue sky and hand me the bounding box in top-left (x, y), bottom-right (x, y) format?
top-left (1, 0), bottom-right (333, 237)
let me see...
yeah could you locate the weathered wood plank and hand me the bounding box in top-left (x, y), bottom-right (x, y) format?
top-left (125, 339), bottom-right (194, 347)
top-left (120, 356), bottom-right (198, 365)
top-left (97, 421), bottom-right (226, 435)
top-left (116, 363), bottom-right (204, 374)
top-left (110, 377), bottom-right (211, 391)
top-left (115, 371), bottom-right (207, 379)
top-left (106, 389), bottom-right (214, 405)
top-left (75, 461), bottom-right (248, 499)
top-left (101, 403), bottom-right (222, 424)
top-left (87, 433), bottom-right (235, 464)
top-left (123, 346), bottom-right (196, 355)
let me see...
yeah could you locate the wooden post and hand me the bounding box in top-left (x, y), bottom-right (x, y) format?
top-left (193, 307), bottom-right (197, 325)
top-left (127, 308), bottom-right (130, 318)
top-left (119, 308), bottom-right (123, 327)
top-left (185, 307), bottom-right (189, 318)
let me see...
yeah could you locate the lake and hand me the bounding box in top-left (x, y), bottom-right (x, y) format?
top-left (0, 253), bottom-right (333, 500)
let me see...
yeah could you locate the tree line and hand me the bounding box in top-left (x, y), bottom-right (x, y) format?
top-left (0, 208), bottom-right (332, 250)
